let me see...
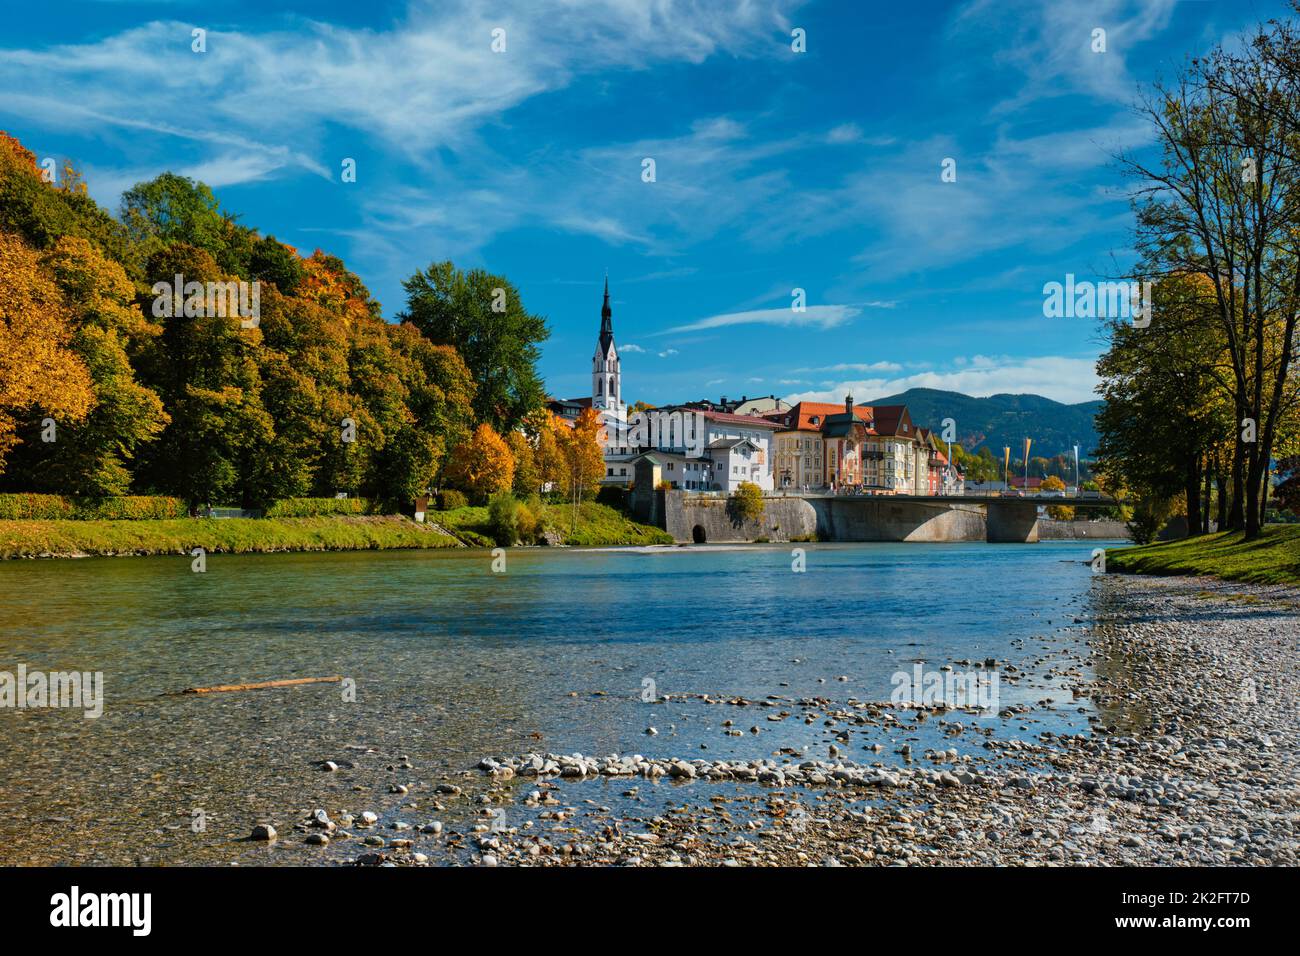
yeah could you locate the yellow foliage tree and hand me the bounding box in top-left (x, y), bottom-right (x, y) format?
top-left (554, 407), bottom-right (606, 507)
top-left (0, 231), bottom-right (95, 470)
top-left (506, 428), bottom-right (539, 495)
top-left (448, 422), bottom-right (515, 502)
top-left (1040, 475), bottom-right (1075, 520)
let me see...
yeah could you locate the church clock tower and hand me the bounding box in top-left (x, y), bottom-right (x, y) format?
top-left (592, 274), bottom-right (621, 409)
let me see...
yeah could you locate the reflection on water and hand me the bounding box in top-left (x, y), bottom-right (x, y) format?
top-left (0, 541), bottom-right (1120, 864)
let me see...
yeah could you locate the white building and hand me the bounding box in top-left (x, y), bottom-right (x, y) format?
top-left (641, 408), bottom-right (776, 491)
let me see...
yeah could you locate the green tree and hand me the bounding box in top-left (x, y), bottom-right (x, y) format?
top-left (399, 261), bottom-right (549, 432)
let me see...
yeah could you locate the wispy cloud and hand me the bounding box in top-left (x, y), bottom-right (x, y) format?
top-left (662, 304), bottom-right (861, 334)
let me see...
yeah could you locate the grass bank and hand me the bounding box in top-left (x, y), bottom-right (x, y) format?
top-left (0, 515), bottom-right (460, 559)
top-left (0, 500), bottom-right (673, 559)
top-left (1107, 525), bottom-right (1300, 586)
top-left (433, 500), bottom-right (673, 548)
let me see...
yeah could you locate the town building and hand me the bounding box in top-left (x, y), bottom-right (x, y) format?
top-left (551, 281), bottom-right (962, 497)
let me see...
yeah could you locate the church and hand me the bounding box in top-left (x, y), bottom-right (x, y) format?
top-left (548, 278), bottom-right (780, 490)
top-left (548, 277), bottom-right (637, 483)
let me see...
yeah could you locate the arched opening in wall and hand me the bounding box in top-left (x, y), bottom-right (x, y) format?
top-left (691, 524), bottom-right (707, 544)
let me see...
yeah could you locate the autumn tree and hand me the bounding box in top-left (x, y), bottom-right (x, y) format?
top-left (553, 408), bottom-right (605, 522)
top-left (1095, 274), bottom-right (1230, 536)
top-left (447, 423), bottom-right (516, 503)
top-left (0, 231), bottom-right (95, 474)
top-left (1122, 28), bottom-right (1300, 538)
top-left (507, 429), bottom-right (540, 496)
top-left (1, 236), bottom-right (168, 495)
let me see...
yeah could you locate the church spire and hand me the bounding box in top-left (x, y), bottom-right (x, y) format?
top-left (598, 273), bottom-right (614, 354)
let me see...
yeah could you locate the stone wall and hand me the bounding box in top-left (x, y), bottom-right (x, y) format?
top-left (1038, 519), bottom-right (1131, 540)
top-left (664, 492), bottom-right (817, 543)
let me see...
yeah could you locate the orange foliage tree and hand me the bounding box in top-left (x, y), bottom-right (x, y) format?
top-left (447, 422), bottom-right (515, 502)
top-left (0, 231), bottom-right (95, 470)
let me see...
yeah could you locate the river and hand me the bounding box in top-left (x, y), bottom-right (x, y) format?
top-left (0, 540), bottom-right (1124, 864)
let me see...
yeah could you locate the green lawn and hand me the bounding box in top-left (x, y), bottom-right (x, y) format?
top-left (1107, 526), bottom-right (1300, 586)
top-left (544, 500), bottom-right (674, 547)
top-left (430, 500), bottom-right (672, 547)
top-left (0, 515), bottom-right (460, 559)
top-left (0, 501), bottom-right (675, 559)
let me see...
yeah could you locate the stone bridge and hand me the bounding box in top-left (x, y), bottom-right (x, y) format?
top-left (649, 490), bottom-right (1122, 544)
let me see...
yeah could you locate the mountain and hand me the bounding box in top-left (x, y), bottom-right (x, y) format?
top-left (865, 388), bottom-right (1103, 458)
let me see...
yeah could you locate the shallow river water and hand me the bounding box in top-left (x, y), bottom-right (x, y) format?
top-left (0, 540), bottom-right (1125, 864)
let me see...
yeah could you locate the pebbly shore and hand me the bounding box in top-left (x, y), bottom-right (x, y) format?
top-left (256, 574), bottom-right (1298, 866)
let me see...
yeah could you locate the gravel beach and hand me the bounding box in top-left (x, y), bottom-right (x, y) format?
top-left (319, 574), bottom-right (1298, 867)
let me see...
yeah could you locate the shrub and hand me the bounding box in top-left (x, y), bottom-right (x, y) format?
top-left (0, 494), bottom-right (185, 520)
top-left (264, 497), bottom-right (372, 518)
top-left (487, 493), bottom-right (519, 546)
top-left (81, 496), bottom-right (187, 520)
top-left (0, 494), bottom-right (74, 519)
top-left (728, 482), bottom-right (766, 523)
top-left (1126, 497), bottom-right (1169, 545)
top-left (515, 499), bottom-right (539, 543)
top-left (438, 489), bottom-right (468, 511)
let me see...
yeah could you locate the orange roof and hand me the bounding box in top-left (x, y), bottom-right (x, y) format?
top-left (766, 401), bottom-right (862, 432)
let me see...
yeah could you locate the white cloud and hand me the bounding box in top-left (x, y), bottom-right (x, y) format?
top-left (620, 343), bottom-right (646, 353)
top-left (663, 304), bottom-right (861, 334)
top-left (788, 355), bottom-right (1100, 405)
top-left (950, 0), bottom-right (1180, 109)
top-left (826, 123), bottom-right (863, 144)
top-left (794, 361), bottom-right (903, 374)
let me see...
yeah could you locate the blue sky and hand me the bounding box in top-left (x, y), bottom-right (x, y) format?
top-left (1, 0), bottom-right (1289, 406)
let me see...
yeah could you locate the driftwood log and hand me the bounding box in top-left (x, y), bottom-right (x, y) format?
top-left (174, 676), bottom-right (342, 695)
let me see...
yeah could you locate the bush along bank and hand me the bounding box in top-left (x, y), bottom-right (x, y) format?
top-left (0, 515), bottom-right (461, 559)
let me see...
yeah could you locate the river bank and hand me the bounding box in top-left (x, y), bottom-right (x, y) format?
top-left (1107, 526), bottom-right (1300, 586)
top-left (342, 574), bottom-right (1298, 866)
top-left (0, 514), bottom-right (462, 558)
top-left (0, 502), bottom-right (673, 558)
top-left (6, 544), bottom-right (1290, 866)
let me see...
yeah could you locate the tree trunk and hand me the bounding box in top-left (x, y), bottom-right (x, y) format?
top-left (1245, 449), bottom-right (1263, 540)
top-left (1202, 459), bottom-right (1212, 534)
top-left (1184, 453), bottom-right (1201, 538)
top-left (1228, 435), bottom-right (1245, 530)
top-left (1215, 472), bottom-right (1228, 531)
top-left (1259, 460), bottom-right (1271, 528)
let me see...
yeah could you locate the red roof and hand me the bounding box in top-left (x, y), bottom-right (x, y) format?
top-left (766, 401), bottom-right (867, 432)
top-left (869, 405), bottom-right (912, 437)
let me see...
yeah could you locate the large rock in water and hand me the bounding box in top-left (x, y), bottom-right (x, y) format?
top-left (540, 530), bottom-right (563, 547)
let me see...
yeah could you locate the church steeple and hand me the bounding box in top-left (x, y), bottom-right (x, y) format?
top-left (598, 273), bottom-right (614, 354)
top-left (593, 273), bottom-right (621, 411)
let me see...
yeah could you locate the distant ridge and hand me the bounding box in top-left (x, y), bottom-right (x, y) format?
top-left (866, 387), bottom-right (1102, 458)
